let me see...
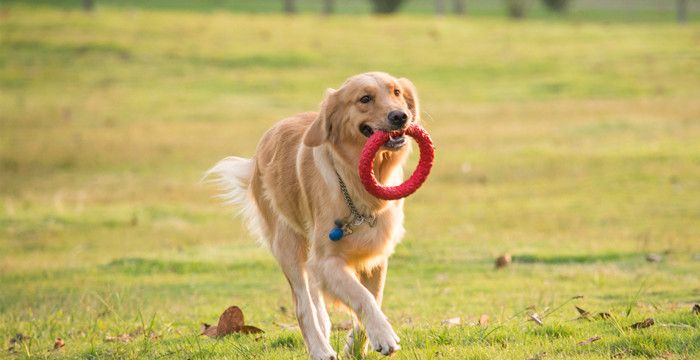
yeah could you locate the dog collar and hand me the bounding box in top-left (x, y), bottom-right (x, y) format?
top-left (328, 169), bottom-right (376, 241)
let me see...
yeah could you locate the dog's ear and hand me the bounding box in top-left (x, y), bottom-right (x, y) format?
top-left (398, 78), bottom-right (419, 121)
top-left (304, 88), bottom-right (338, 147)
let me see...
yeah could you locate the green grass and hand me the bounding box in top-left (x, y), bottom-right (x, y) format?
top-left (2, 3), bottom-right (700, 359)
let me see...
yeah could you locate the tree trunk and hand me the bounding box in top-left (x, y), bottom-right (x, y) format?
top-left (506, 0), bottom-right (526, 19)
top-left (435, 0), bottom-right (446, 15)
top-left (371, 0), bottom-right (404, 14)
top-left (323, 0), bottom-right (334, 15)
top-left (452, 0), bottom-right (465, 15)
top-left (676, 0), bottom-right (688, 24)
top-left (83, 0), bottom-right (94, 12)
top-left (284, 0), bottom-right (296, 14)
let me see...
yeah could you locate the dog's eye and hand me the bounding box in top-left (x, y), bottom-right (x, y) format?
top-left (359, 95), bottom-right (372, 104)
top-left (394, 89), bottom-right (400, 96)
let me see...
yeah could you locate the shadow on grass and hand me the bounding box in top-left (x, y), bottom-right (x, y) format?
top-left (513, 252), bottom-right (640, 265)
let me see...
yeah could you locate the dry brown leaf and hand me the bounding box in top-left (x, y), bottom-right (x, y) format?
top-left (239, 325), bottom-right (264, 334)
top-left (6, 333), bottom-right (28, 353)
top-left (692, 304), bottom-right (700, 315)
top-left (441, 317), bottom-right (461, 327)
top-left (577, 335), bottom-right (601, 345)
top-left (598, 312), bottom-right (611, 320)
top-left (200, 323), bottom-right (218, 337)
top-left (201, 306), bottom-right (264, 338)
top-left (629, 318), bottom-right (655, 329)
top-left (529, 313), bottom-right (544, 326)
top-left (216, 306), bottom-right (245, 335)
top-left (53, 338), bottom-right (65, 350)
top-left (611, 349), bottom-right (629, 358)
top-left (495, 254), bottom-right (512, 269)
top-left (478, 314), bottom-right (489, 326)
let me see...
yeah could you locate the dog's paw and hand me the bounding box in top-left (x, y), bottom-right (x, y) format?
top-left (364, 318), bottom-right (400, 356)
top-left (309, 346), bottom-right (338, 360)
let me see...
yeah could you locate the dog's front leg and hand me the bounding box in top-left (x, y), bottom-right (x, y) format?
top-left (344, 260), bottom-right (388, 358)
top-left (311, 256), bottom-right (400, 356)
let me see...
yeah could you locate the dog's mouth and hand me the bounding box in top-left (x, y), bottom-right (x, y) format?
top-left (360, 124), bottom-right (406, 150)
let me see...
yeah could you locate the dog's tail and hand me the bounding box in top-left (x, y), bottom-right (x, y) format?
top-left (204, 156), bottom-right (267, 247)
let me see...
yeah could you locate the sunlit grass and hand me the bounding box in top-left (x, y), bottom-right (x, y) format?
top-left (1, 4), bottom-right (699, 359)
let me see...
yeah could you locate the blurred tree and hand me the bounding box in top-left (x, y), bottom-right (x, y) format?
top-left (542, 0), bottom-right (570, 12)
top-left (371, 0), bottom-right (405, 14)
top-left (83, 0), bottom-right (94, 12)
top-left (505, 0), bottom-right (527, 19)
top-left (436, 0), bottom-right (465, 16)
top-left (435, 0), bottom-right (446, 15)
top-left (677, 0), bottom-right (688, 23)
top-left (323, 0), bottom-right (334, 15)
top-left (284, 0), bottom-right (296, 14)
top-left (452, 0), bottom-right (465, 15)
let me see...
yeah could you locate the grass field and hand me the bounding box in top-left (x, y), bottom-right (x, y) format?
top-left (1, 3), bottom-right (700, 359)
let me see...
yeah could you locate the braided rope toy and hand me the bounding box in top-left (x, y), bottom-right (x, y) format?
top-left (359, 124), bottom-right (434, 200)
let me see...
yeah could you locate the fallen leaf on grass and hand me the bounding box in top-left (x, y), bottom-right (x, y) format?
top-left (575, 306), bottom-right (591, 320)
top-left (598, 312), bottom-right (611, 320)
top-left (529, 313), bottom-right (544, 326)
top-left (495, 254), bottom-right (512, 269)
top-left (441, 317), bottom-right (461, 327)
top-left (611, 349), bottom-right (629, 358)
top-left (478, 314), bottom-right (489, 326)
top-left (692, 304), bottom-right (700, 315)
top-left (200, 306), bottom-right (263, 338)
top-left (629, 318), bottom-right (655, 329)
top-left (53, 338), bottom-right (66, 350)
top-left (53, 338), bottom-right (65, 350)
top-left (7, 333), bottom-right (30, 352)
top-left (577, 336), bottom-right (601, 345)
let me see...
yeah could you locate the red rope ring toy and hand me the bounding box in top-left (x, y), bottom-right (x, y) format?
top-left (359, 124), bottom-right (434, 200)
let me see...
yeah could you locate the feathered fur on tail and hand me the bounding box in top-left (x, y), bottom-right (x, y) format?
top-left (204, 156), bottom-right (267, 247)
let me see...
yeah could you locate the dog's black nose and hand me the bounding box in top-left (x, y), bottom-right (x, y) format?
top-left (388, 110), bottom-right (408, 128)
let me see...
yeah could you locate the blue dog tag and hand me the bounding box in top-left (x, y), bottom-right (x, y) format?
top-left (328, 227), bottom-right (344, 241)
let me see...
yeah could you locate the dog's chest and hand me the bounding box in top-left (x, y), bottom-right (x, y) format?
top-left (335, 204), bottom-right (405, 264)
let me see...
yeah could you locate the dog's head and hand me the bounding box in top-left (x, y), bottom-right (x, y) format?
top-left (303, 72), bottom-right (419, 153)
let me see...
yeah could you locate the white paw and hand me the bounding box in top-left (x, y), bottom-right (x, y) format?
top-left (309, 346), bottom-right (337, 360)
top-left (364, 317), bottom-right (400, 356)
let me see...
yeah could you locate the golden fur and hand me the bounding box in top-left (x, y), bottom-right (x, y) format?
top-left (208, 72), bottom-right (419, 359)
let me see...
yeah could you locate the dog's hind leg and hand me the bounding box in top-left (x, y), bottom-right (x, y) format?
top-left (308, 273), bottom-right (331, 341)
top-left (343, 260), bottom-right (388, 358)
top-left (271, 225), bottom-right (336, 360)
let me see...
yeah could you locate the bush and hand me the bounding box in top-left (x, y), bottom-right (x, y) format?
top-left (506, 0), bottom-right (527, 19)
top-left (542, 0), bottom-right (571, 12)
top-left (371, 0), bottom-right (405, 14)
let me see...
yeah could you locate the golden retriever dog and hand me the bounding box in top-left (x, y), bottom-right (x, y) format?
top-left (207, 72), bottom-right (419, 359)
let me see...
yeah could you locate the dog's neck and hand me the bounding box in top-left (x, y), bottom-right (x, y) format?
top-left (324, 144), bottom-right (409, 215)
